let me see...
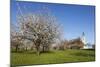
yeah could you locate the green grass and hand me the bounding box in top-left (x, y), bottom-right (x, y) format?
top-left (11, 49), bottom-right (95, 66)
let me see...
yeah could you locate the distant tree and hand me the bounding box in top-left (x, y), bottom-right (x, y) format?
top-left (58, 40), bottom-right (68, 50)
top-left (92, 44), bottom-right (95, 49)
top-left (11, 25), bottom-right (23, 52)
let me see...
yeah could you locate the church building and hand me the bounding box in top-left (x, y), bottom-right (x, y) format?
top-left (64, 32), bottom-right (87, 49)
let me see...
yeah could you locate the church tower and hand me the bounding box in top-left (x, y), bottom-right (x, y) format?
top-left (81, 32), bottom-right (87, 46)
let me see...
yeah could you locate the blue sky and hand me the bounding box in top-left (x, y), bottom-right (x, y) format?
top-left (11, 1), bottom-right (95, 44)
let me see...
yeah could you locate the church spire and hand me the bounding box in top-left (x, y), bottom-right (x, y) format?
top-left (81, 32), bottom-right (87, 44)
top-left (82, 32), bottom-right (85, 36)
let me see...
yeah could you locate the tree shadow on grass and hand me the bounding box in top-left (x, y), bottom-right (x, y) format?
top-left (40, 51), bottom-right (55, 55)
top-left (69, 49), bottom-right (95, 57)
top-left (71, 52), bottom-right (95, 57)
top-left (81, 49), bottom-right (95, 51)
top-left (11, 50), bottom-right (36, 54)
top-left (11, 50), bottom-right (55, 55)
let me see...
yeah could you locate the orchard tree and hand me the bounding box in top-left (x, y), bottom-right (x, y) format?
top-left (11, 23), bottom-right (24, 52)
top-left (11, 6), bottom-right (62, 55)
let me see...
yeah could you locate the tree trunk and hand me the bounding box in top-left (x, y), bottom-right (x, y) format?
top-left (25, 47), bottom-right (27, 51)
top-left (36, 46), bottom-right (40, 56)
top-left (42, 46), bottom-right (45, 52)
top-left (15, 45), bottom-right (18, 52)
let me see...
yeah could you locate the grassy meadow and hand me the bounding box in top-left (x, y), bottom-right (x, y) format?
top-left (11, 49), bottom-right (95, 66)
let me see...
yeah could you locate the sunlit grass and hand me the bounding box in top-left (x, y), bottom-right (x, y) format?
top-left (11, 49), bottom-right (95, 66)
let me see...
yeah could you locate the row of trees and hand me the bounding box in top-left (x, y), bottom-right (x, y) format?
top-left (11, 9), bottom-right (62, 55)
